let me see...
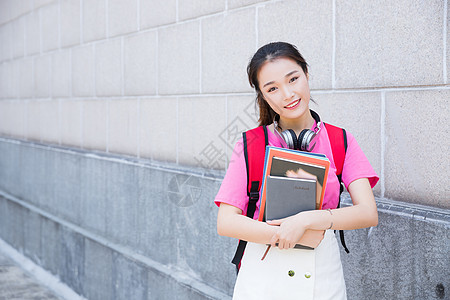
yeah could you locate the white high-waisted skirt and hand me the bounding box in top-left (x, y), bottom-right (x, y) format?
top-left (232, 230), bottom-right (347, 300)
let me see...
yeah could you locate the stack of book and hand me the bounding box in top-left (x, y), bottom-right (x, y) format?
top-left (258, 146), bottom-right (330, 222)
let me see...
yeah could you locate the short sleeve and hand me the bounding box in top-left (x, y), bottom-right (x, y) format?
top-left (214, 138), bottom-right (250, 214)
top-left (341, 132), bottom-right (379, 189)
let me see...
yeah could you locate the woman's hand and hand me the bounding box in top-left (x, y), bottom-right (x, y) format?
top-left (267, 214), bottom-right (305, 249)
top-left (266, 214), bottom-right (325, 249)
top-left (297, 229), bottom-right (325, 248)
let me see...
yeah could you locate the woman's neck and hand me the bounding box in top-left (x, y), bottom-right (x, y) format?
top-left (277, 111), bottom-right (315, 135)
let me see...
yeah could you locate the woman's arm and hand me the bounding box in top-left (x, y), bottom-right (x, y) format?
top-left (267, 177), bottom-right (378, 249)
top-left (217, 203), bottom-right (276, 244)
top-left (217, 202), bottom-right (326, 248)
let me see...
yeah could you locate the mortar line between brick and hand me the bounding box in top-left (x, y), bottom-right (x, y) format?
top-left (332, 0), bottom-right (336, 88)
top-left (79, 0), bottom-right (83, 43)
top-left (7, 84), bottom-right (450, 104)
top-left (39, 8), bottom-right (42, 55)
top-left (443, 0), bottom-right (448, 84)
top-left (155, 30), bottom-right (159, 95)
top-left (311, 85), bottom-right (450, 94)
top-left (31, 56), bottom-right (35, 101)
top-left (23, 15), bottom-right (27, 58)
top-left (49, 51), bottom-right (53, 101)
top-left (380, 91), bottom-right (385, 198)
top-left (137, 98), bottom-right (140, 158)
top-left (3, 85), bottom-right (449, 105)
top-left (255, 6), bottom-right (258, 50)
top-left (39, 98), bottom-right (42, 143)
top-left (0, 9), bottom-right (29, 25)
top-left (25, 99), bottom-right (29, 141)
top-left (93, 45), bottom-right (97, 97)
top-left (176, 96), bottom-right (179, 164)
top-left (121, 36), bottom-right (124, 96)
top-left (58, 98), bottom-right (61, 145)
top-left (80, 99), bottom-right (84, 148)
top-left (28, 55), bottom-right (35, 142)
top-left (9, 0), bottom-right (446, 62)
top-left (57, 0), bottom-right (61, 49)
top-left (70, 84), bottom-right (450, 99)
top-left (154, 2), bottom-right (271, 29)
top-left (199, 20), bottom-right (202, 93)
top-left (137, 0), bottom-right (140, 31)
top-left (69, 48), bottom-right (72, 97)
top-left (21, 38), bottom-right (111, 61)
top-left (105, 0), bottom-right (109, 38)
top-left (106, 98), bottom-right (109, 153)
top-left (225, 95), bottom-right (228, 165)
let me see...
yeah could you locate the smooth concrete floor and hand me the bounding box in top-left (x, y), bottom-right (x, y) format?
top-left (0, 252), bottom-right (60, 300)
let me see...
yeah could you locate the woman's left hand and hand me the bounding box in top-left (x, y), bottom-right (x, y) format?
top-left (267, 214), bottom-right (307, 249)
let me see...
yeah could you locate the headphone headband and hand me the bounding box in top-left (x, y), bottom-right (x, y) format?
top-left (273, 109), bottom-right (322, 151)
top-left (309, 110), bottom-right (321, 133)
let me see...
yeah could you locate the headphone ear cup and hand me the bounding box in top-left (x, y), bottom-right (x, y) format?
top-left (297, 129), bottom-right (309, 151)
top-left (287, 129), bottom-right (298, 149)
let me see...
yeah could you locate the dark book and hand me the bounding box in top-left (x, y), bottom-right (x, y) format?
top-left (265, 175), bottom-right (317, 220)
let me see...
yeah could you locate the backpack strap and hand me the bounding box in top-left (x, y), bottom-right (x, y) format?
top-left (324, 123), bottom-right (349, 253)
top-left (231, 126), bottom-right (268, 272)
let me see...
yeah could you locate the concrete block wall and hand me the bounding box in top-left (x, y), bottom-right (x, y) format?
top-left (0, 0), bottom-right (449, 299)
top-left (0, 0), bottom-right (448, 206)
top-left (0, 141), bottom-right (235, 299)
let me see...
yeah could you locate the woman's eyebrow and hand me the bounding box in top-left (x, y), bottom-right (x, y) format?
top-left (262, 70), bottom-right (299, 88)
top-left (285, 70), bottom-right (298, 77)
top-left (262, 81), bottom-right (275, 88)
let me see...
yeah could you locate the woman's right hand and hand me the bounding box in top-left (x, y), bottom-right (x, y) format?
top-left (267, 213), bottom-right (326, 249)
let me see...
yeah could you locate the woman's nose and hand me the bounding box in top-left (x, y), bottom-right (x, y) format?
top-left (282, 86), bottom-right (294, 100)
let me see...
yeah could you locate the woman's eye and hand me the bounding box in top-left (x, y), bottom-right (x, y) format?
top-left (289, 76), bottom-right (299, 83)
top-left (267, 87), bottom-right (277, 93)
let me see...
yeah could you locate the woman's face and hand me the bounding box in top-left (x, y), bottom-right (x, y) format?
top-left (257, 57), bottom-right (310, 123)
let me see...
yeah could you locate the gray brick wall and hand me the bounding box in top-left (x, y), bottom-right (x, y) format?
top-left (0, 0), bottom-right (448, 206)
top-left (0, 0), bottom-right (449, 299)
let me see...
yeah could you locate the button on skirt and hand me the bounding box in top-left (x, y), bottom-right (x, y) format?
top-left (232, 230), bottom-right (347, 300)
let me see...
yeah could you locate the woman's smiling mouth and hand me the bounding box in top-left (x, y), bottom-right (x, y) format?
top-left (284, 99), bottom-right (301, 109)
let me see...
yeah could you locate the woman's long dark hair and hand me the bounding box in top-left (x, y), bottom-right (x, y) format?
top-left (247, 42), bottom-right (310, 126)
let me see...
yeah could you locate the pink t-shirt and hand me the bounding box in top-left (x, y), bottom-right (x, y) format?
top-left (214, 123), bottom-right (379, 219)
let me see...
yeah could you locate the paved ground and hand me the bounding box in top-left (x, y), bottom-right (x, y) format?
top-left (0, 252), bottom-right (61, 300)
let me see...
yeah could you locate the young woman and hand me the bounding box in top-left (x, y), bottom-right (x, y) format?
top-left (215, 42), bottom-right (379, 299)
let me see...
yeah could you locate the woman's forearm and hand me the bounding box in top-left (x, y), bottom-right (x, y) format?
top-left (217, 206), bottom-right (276, 244)
top-left (217, 206), bottom-right (325, 248)
top-left (300, 203), bottom-right (378, 231)
top-left (301, 178), bottom-right (378, 231)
